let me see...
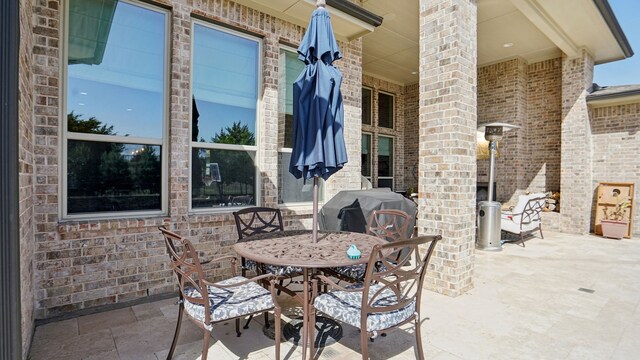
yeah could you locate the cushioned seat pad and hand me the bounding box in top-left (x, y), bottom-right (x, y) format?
top-left (183, 276), bottom-right (274, 323)
top-left (314, 283), bottom-right (415, 332)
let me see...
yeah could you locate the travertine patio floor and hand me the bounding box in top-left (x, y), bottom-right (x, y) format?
top-left (29, 231), bottom-right (640, 360)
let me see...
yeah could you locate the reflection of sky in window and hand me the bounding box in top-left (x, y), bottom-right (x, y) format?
top-left (283, 50), bottom-right (305, 115)
top-left (67, 1), bottom-right (165, 139)
top-left (192, 24), bottom-right (259, 141)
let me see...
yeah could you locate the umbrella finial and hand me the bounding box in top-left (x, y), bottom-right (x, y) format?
top-left (316, 0), bottom-right (326, 8)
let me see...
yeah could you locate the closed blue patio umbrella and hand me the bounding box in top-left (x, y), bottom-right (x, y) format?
top-left (290, 0), bottom-right (348, 243)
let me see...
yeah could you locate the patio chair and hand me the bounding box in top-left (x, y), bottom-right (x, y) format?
top-left (233, 207), bottom-right (302, 327)
top-left (158, 226), bottom-right (282, 360)
top-left (500, 193), bottom-right (546, 247)
top-left (233, 207), bottom-right (304, 278)
top-left (310, 234), bottom-right (442, 360)
top-left (328, 209), bottom-right (412, 282)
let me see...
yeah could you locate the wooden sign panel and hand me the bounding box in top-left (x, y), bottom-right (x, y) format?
top-left (594, 182), bottom-right (634, 239)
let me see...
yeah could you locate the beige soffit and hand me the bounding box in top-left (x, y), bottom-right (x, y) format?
top-left (231, 0), bottom-right (377, 41)
top-left (511, 0), bottom-right (631, 64)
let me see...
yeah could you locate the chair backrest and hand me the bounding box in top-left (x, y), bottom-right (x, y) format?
top-left (521, 196), bottom-right (546, 226)
top-left (360, 235), bottom-right (441, 320)
top-left (511, 193), bottom-right (545, 224)
top-left (159, 226), bottom-right (212, 323)
top-left (233, 207), bottom-right (284, 240)
top-left (367, 209), bottom-right (411, 242)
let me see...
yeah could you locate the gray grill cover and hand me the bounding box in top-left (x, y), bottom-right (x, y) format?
top-left (319, 189), bottom-right (417, 238)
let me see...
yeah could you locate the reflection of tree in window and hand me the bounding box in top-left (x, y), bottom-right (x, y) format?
top-left (212, 122), bottom-right (255, 196)
top-left (67, 113), bottom-right (161, 213)
top-left (192, 122), bottom-right (256, 207)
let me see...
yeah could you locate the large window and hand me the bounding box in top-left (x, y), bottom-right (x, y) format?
top-left (191, 22), bottom-right (260, 209)
top-left (378, 136), bottom-right (394, 189)
top-left (277, 48), bottom-right (323, 204)
top-left (362, 87), bottom-right (372, 125)
top-left (378, 92), bottom-right (394, 129)
top-left (64, 0), bottom-right (168, 217)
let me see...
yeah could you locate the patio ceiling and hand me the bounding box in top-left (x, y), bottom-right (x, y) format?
top-left (360, 0), bottom-right (632, 85)
top-left (230, 0), bottom-right (630, 86)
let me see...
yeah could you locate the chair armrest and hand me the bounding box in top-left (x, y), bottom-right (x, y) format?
top-left (312, 274), bottom-right (363, 294)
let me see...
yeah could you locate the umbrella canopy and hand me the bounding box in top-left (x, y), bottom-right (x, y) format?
top-left (289, 1), bottom-right (348, 243)
top-left (289, 5), bottom-right (348, 181)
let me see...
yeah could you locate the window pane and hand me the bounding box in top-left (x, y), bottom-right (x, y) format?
top-left (192, 24), bottom-right (259, 144)
top-left (67, 140), bottom-right (161, 213)
top-left (378, 136), bottom-right (393, 177)
top-left (277, 152), bottom-right (324, 204)
top-left (378, 92), bottom-right (394, 128)
top-left (279, 49), bottom-right (305, 148)
top-left (192, 148), bottom-right (256, 208)
top-left (362, 88), bottom-right (372, 125)
top-left (378, 178), bottom-right (393, 189)
top-left (67, 1), bottom-right (166, 138)
top-left (362, 134), bottom-right (371, 177)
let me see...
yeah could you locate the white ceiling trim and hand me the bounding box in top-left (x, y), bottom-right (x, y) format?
top-left (509, 0), bottom-right (578, 58)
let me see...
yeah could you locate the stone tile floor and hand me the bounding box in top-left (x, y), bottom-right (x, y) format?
top-left (29, 231), bottom-right (640, 359)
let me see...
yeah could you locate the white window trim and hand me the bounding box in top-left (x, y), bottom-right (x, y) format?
top-left (188, 19), bottom-right (263, 214)
top-left (377, 90), bottom-right (395, 129)
top-left (60, 0), bottom-right (170, 221)
top-left (276, 46), bottom-right (323, 208)
top-left (377, 134), bottom-right (394, 190)
top-left (362, 86), bottom-right (373, 126)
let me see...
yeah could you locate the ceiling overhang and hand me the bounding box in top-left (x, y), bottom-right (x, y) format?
top-left (231, 0), bottom-right (382, 42)
top-left (510, 0), bottom-right (632, 64)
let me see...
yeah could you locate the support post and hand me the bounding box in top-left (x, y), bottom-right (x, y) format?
top-left (0, 0), bottom-right (23, 358)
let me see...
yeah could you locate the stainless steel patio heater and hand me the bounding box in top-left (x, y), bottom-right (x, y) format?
top-left (476, 122), bottom-right (520, 251)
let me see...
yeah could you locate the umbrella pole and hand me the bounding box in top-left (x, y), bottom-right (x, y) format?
top-left (312, 176), bottom-right (319, 243)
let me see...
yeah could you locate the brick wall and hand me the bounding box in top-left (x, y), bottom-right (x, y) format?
top-left (561, 51), bottom-right (594, 234)
top-left (475, 58), bottom-right (562, 208)
top-left (590, 103), bottom-right (640, 236)
top-left (19, 0), bottom-right (35, 355)
top-left (525, 59), bottom-right (562, 195)
top-left (477, 58), bottom-right (528, 203)
top-left (30, 0), bottom-right (362, 319)
top-left (362, 75), bottom-right (406, 191)
top-left (404, 83), bottom-right (419, 193)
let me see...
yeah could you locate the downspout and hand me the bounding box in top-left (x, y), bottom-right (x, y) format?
top-left (0, 0), bottom-right (22, 358)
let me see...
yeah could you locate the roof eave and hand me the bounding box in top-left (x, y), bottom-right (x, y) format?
top-left (592, 0), bottom-right (634, 63)
top-left (328, 0), bottom-right (383, 27)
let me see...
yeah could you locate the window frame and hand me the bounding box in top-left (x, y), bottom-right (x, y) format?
top-left (377, 90), bottom-right (395, 129)
top-left (60, 0), bottom-right (171, 220)
top-left (276, 45), bottom-right (323, 208)
top-left (361, 132), bottom-right (373, 181)
top-left (188, 19), bottom-right (263, 213)
top-left (361, 86), bottom-right (373, 126)
top-left (377, 134), bottom-right (394, 189)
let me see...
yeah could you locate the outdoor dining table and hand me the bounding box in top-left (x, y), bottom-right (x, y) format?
top-left (233, 229), bottom-right (387, 360)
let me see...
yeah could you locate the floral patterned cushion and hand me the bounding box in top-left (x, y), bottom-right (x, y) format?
top-left (330, 262), bottom-right (388, 281)
top-left (183, 276), bottom-right (274, 325)
top-left (314, 283), bottom-right (416, 332)
top-left (243, 259), bottom-right (302, 276)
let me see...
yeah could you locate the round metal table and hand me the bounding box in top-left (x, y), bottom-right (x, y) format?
top-left (234, 230), bottom-right (387, 360)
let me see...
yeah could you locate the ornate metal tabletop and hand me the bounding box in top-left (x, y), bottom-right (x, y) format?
top-left (234, 230), bottom-right (387, 268)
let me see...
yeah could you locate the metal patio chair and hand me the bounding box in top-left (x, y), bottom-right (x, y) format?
top-left (159, 226), bottom-right (282, 360)
top-left (310, 234), bottom-right (442, 360)
top-left (328, 209), bottom-right (412, 282)
top-left (501, 194), bottom-right (546, 247)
